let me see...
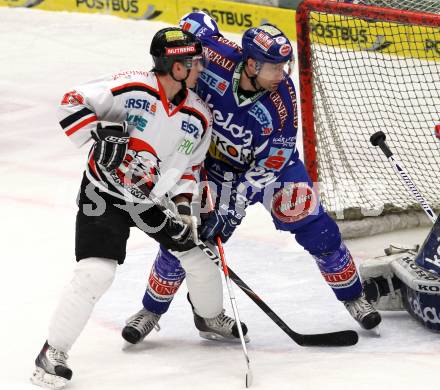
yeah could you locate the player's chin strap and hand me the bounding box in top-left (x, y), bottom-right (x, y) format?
top-left (243, 60), bottom-right (263, 92)
top-left (170, 70), bottom-right (189, 89)
top-left (170, 60), bottom-right (192, 93)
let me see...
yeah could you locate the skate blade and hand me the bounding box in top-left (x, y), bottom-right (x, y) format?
top-left (370, 326), bottom-right (381, 337)
top-left (199, 331), bottom-right (250, 343)
top-left (122, 340), bottom-right (136, 351)
top-left (365, 325), bottom-right (381, 337)
top-left (30, 367), bottom-right (69, 390)
top-left (246, 367), bottom-right (253, 388)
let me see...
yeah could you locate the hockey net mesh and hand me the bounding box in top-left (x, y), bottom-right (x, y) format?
top-left (300, 1), bottom-right (440, 235)
top-left (353, 0), bottom-right (440, 14)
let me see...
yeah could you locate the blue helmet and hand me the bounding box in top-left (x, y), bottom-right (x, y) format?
top-left (242, 24), bottom-right (293, 64)
top-left (179, 11), bottom-right (222, 39)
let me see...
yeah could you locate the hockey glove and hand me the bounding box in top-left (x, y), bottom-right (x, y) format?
top-left (175, 199), bottom-right (198, 242)
top-left (199, 202), bottom-right (246, 244)
top-left (163, 214), bottom-right (196, 252)
top-left (91, 122), bottom-right (129, 171)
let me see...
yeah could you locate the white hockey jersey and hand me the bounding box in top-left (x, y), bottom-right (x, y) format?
top-left (57, 70), bottom-right (212, 202)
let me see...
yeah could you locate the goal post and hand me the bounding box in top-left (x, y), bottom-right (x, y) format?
top-left (296, 0), bottom-right (440, 238)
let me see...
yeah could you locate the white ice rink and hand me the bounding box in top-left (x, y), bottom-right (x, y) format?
top-left (1, 7), bottom-right (438, 390)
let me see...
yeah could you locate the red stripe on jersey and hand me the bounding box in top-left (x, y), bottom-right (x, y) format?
top-left (65, 115), bottom-right (97, 136)
top-left (181, 174), bottom-right (196, 181)
top-left (156, 75), bottom-right (188, 117)
top-left (129, 137), bottom-right (158, 156)
top-left (111, 82), bottom-right (159, 95)
top-left (182, 105), bottom-right (209, 136)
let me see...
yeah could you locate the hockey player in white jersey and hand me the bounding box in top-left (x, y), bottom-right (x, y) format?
top-left (30, 27), bottom-right (235, 389)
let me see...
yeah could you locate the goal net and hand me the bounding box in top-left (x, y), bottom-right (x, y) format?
top-left (296, 0), bottom-right (440, 238)
top-left (352, 0), bottom-right (440, 14)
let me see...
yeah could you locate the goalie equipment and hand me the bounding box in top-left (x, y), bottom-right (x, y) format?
top-left (360, 248), bottom-right (440, 332)
top-left (414, 215), bottom-right (440, 275)
top-left (360, 253), bottom-right (405, 311)
top-left (121, 308), bottom-right (161, 344)
top-left (31, 341), bottom-right (72, 389)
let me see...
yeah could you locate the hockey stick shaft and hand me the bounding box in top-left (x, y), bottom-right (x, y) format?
top-left (370, 131), bottom-right (437, 224)
top-left (204, 185), bottom-right (253, 388)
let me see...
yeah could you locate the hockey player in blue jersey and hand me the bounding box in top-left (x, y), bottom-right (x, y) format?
top-left (122, 12), bottom-right (381, 344)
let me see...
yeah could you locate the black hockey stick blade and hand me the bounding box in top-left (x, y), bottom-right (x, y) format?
top-left (292, 330), bottom-right (358, 347)
top-left (228, 268), bottom-right (358, 347)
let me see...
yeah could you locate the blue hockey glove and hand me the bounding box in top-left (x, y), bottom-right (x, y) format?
top-left (199, 203), bottom-right (246, 243)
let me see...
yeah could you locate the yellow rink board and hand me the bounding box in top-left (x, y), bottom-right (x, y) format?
top-left (0, 0), bottom-right (178, 23)
top-left (310, 12), bottom-right (440, 62)
top-left (176, 0), bottom-right (297, 39)
top-left (0, 0), bottom-right (296, 39)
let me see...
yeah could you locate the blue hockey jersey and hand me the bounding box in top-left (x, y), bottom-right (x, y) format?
top-left (193, 32), bottom-right (299, 204)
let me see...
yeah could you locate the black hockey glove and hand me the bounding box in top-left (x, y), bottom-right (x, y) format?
top-left (139, 203), bottom-right (196, 252)
top-left (91, 122), bottom-right (129, 171)
top-left (163, 214), bottom-right (196, 252)
top-left (199, 195), bottom-right (246, 244)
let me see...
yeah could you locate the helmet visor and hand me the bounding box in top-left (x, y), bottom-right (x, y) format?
top-left (181, 54), bottom-right (209, 70)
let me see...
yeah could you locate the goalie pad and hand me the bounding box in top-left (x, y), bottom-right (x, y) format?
top-left (360, 246), bottom-right (440, 332)
top-left (392, 253), bottom-right (440, 332)
top-left (360, 253), bottom-right (404, 311)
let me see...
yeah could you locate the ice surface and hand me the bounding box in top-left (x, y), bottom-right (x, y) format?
top-left (0, 8), bottom-right (438, 390)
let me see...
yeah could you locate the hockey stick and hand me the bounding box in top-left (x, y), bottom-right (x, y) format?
top-left (204, 185), bottom-right (253, 388)
top-left (149, 195), bottom-right (358, 347)
top-left (370, 131), bottom-right (437, 223)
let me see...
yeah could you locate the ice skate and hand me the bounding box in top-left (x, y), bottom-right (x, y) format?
top-left (343, 292), bottom-right (382, 331)
top-left (30, 341), bottom-right (72, 389)
top-left (188, 294), bottom-right (249, 342)
top-left (121, 308), bottom-right (161, 344)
